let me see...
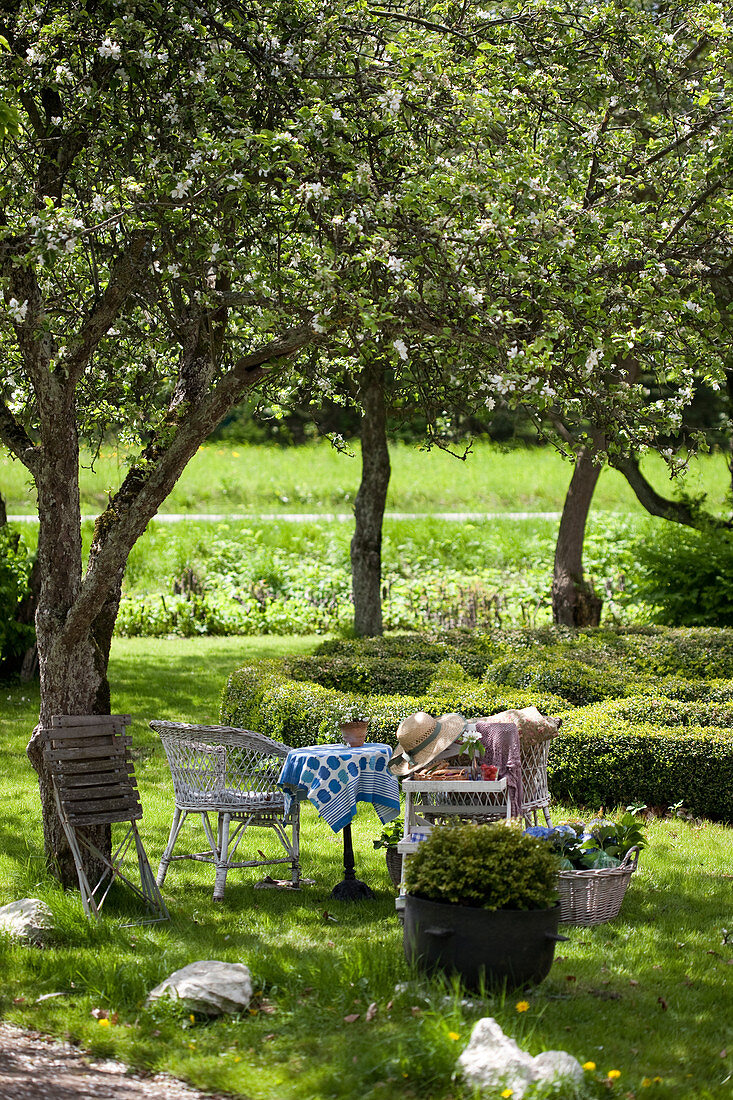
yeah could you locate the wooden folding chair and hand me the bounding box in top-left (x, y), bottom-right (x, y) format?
top-left (42, 715), bottom-right (168, 922)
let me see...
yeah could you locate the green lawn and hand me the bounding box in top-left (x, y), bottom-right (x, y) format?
top-left (2, 439), bottom-right (730, 517)
top-left (1, 637), bottom-right (731, 1100)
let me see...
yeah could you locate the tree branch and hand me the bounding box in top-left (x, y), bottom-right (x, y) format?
top-left (613, 456), bottom-right (730, 528)
top-left (65, 230), bottom-right (151, 385)
top-left (0, 399), bottom-right (38, 470)
top-left (55, 321), bottom-right (320, 649)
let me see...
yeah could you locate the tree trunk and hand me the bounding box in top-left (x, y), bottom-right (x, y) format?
top-left (552, 441), bottom-right (604, 627)
top-left (25, 398), bottom-right (113, 887)
top-left (351, 360), bottom-right (391, 636)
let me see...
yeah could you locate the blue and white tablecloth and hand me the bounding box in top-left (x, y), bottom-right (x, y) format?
top-left (277, 744), bottom-right (400, 833)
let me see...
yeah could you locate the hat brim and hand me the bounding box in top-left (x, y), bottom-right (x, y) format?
top-left (388, 713), bottom-right (466, 777)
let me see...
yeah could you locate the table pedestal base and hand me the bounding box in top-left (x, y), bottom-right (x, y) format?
top-left (330, 823), bottom-right (375, 902)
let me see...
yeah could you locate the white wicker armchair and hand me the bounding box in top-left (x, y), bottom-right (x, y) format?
top-left (151, 721), bottom-right (300, 901)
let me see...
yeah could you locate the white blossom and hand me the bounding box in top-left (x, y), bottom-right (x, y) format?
top-left (386, 255), bottom-right (405, 273)
top-left (170, 178), bottom-right (192, 199)
top-left (393, 338), bottom-right (408, 360)
top-left (98, 38), bottom-right (121, 59)
top-left (464, 287), bottom-right (484, 305)
top-left (377, 90), bottom-right (403, 115)
top-left (7, 298), bottom-right (28, 323)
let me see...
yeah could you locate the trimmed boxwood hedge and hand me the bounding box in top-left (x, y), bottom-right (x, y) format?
top-left (548, 727), bottom-right (733, 821)
top-left (220, 627), bottom-right (733, 821)
top-left (220, 659), bottom-right (566, 749)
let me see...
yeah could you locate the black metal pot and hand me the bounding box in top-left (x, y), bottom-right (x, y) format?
top-left (403, 895), bottom-right (567, 991)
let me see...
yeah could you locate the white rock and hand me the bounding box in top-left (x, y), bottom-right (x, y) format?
top-left (457, 1017), bottom-right (537, 1096)
top-left (533, 1049), bottom-right (585, 1088)
top-left (148, 960), bottom-right (252, 1016)
top-left (0, 898), bottom-right (53, 943)
top-left (457, 1017), bottom-right (584, 1098)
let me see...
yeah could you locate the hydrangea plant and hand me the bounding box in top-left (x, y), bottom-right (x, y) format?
top-left (525, 812), bottom-right (646, 871)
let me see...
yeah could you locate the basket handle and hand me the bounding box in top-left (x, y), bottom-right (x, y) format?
top-left (619, 846), bottom-right (640, 871)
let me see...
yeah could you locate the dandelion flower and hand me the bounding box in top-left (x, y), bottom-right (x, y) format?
top-left (642, 1080), bottom-right (652, 1088)
top-left (98, 1018), bottom-right (110, 1027)
top-left (515, 1000), bottom-right (530, 1013)
top-left (582, 1061), bottom-right (596, 1071)
top-left (448, 1031), bottom-right (460, 1041)
top-left (608, 1069), bottom-right (621, 1079)
top-left (501, 1090), bottom-right (514, 1099)
top-left (653, 1078), bottom-right (663, 1084)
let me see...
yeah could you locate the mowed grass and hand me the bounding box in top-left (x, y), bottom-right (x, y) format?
top-left (2, 439), bottom-right (731, 517)
top-left (1, 637), bottom-right (732, 1099)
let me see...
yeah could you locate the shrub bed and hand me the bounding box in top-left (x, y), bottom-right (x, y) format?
top-left (220, 627), bottom-right (733, 820)
top-left (548, 726), bottom-right (733, 821)
top-left (220, 660), bottom-right (566, 749)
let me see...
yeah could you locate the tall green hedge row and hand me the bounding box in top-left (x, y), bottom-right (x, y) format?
top-left (220, 627), bottom-right (733, 820)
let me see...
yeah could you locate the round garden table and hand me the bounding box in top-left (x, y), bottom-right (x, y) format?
top-left (277, 743), bottom-right (400, 900)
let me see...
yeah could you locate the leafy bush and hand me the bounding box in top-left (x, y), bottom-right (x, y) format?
top-left (404, 824), bottom-right (559, 911)
top-left (484, 654), bottom-right (631, 705)
top-left (0, 526), bottom-right (35, 668)
top-left (633, 524), bottom-right (733, 627)
top-left (283, 655), bottom-right (439, 695)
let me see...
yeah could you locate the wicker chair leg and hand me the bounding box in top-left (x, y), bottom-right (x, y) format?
top-left (213, 812), bottom-right (231, 902)
top-left (157, 807), bottom-right (185, 888)
top-left (542, 805), bottom-right (552, 826)
top-left (290, 807), bottom-right (301, 886)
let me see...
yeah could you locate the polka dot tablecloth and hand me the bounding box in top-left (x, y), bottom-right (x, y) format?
top-left (277, 744), bottom-right (400, 832)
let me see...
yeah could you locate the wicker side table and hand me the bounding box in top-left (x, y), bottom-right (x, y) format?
top-left (558, 847), bottom-right (640, 926)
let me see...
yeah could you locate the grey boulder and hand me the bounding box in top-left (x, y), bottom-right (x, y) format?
top-left (148, 960), bottom-right (253, 1016)
top-left (457, 1017), bottom-right (584, 1097)
top-left (0, 898), bottom-right (53, 944)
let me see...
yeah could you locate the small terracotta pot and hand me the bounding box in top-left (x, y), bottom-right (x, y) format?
top-left (341, 720), bottom-right (369, 747)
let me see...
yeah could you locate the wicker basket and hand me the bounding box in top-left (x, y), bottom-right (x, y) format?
top-left (558, 847), bottom-right (639, 926)
top-left (385, 846), bottom-right (402, 889)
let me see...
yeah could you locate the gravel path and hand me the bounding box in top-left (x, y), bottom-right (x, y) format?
top-left (0, 1025), bottom-right (232, 1100)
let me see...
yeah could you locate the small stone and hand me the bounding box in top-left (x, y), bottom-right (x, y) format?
top-left (457, 1017), bottom-right (536, 1097)
top-left (533, 1050), bottom-right (584, 1087)
top-left (148, 960), bottom-right (252, 1016)
top-left (0, 898), bottom-right (53, 944)
top-left (457, 1017), bottom-right (584, 1099)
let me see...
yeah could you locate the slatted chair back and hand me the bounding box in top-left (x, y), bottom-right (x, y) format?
top-left (45, 714), bottom-right (141, 827)
top-left (150, 720), bottom-right (300, 901)
top-left (42, 715), bottom-right (168, 922)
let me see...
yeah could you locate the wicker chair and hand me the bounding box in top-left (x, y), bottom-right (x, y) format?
top-left (151, 721), bottom-right (300, 901)
top-left (460, 722), bottom-right (553, 826)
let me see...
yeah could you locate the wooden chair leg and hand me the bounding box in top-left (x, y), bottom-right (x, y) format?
top-left (213, 812), bottom-right (231, 902)
top-left (157, 806), bottom-right (185, 887)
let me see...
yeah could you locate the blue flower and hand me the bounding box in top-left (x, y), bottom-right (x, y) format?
top-left (524, 826), bottom-right (553, 839)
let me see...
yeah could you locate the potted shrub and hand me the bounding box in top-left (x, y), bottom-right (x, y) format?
top-left (402, 822), bottom-right (565, 990)
top-left (373, 818), bottom-right (404, 888)
top-left (525, 812), bottom-right (647, 925)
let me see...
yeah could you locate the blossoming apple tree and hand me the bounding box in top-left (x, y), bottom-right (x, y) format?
top-left (1, 0), bottom-right (731, 881)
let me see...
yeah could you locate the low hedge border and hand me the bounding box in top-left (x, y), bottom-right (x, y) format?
top-left (548, 727), bottom-right (733, 821)
top-left (219, 660), bottom-right (567, 749)
top-left (317, 626), bottom-right (733, 680)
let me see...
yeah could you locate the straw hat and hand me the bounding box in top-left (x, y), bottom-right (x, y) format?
top-left (388, 711), bottom-right (466, 778)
